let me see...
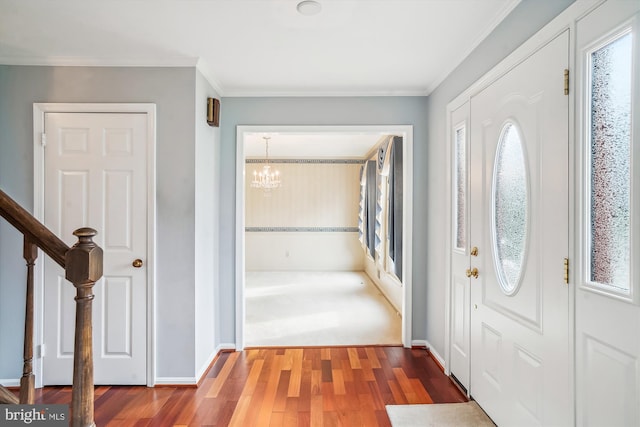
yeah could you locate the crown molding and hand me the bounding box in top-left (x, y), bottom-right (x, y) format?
top-left (221, 88), bottom-right (427, 97)
top-left (0, 57), bottom-right (425, 97)
top-left (0, 55), bottom-right (200, 68)
top-left (195, 58), bottom-right (226, 97)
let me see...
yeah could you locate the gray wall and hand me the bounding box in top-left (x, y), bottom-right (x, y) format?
top-left (0, 66), bottom-right (201, 379)
top-left (217, 97), bottom-right (429, 344)
top-left (194, 70), bottom-right (220, 374)
top-left (424, 0), bottom-right (575, 356)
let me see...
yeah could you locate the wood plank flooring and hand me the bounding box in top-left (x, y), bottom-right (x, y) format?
top-left (27, 346), bottom-right (466, 426)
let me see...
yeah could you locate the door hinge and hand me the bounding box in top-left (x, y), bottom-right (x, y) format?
top-left (41, 133), bottom-right (47, 147)
top-left (564, 69), bottom-right (569, 95)
top-left (38, 344), bottom-right (45, 358)
top-left (563, 258), bottom-right (569, 284)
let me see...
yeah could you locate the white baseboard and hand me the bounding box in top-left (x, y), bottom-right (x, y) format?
top-left (424, 340), bottom-right (446, 370)
top-left (216, 343), bottom-right (237, 352)
top-left (0, 379), bottom-right (19, 387)
top-left (195, 351), bottom-right (218, 384)
top-left (411, 339), bottom-right (428, 348)
top-left (154, 376), bottom-right (198, 386)
top-left (411, 339), bottom-right (446, 371)
top-left (194, 344), bottom-right (238, 384)
top-left (159, 344), bottom-right (238, 387)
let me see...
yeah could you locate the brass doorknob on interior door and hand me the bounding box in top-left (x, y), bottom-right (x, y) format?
top-left (132, 259), bottom-right (143, 268)
top-left (465, 267), bottom-right (479, 279)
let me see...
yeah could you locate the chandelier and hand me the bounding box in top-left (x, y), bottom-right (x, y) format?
top-left (251, 136), bottom-right (281, 191)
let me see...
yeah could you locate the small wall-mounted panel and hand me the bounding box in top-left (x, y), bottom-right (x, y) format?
top-left (207, 97), bottom-right (220, 127)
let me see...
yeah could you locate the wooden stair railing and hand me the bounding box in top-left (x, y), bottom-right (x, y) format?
top-left (0, 188), bottom-right (102, 427)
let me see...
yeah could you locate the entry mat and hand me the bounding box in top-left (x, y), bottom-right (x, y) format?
top-left (386, 401), bottom-right (495, 427)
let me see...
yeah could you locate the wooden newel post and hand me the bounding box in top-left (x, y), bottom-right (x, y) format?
top-left (65, 227), bottom-right (103, 427)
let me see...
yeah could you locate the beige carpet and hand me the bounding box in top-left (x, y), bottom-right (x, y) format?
top-left (386, 401), bottom-right (495, 427)
top-left (245, 271), bottom-right (401, 347)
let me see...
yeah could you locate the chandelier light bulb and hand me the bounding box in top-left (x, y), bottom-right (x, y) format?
top-left (251, 136), bottom-right (282, 193)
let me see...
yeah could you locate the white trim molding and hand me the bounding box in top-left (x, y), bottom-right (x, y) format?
top-left (411, 339), bottom-right (428, 348)
top-left (195, 349), bottom-right (218, 385)
top-left (236, 125), bottom-right (414, 350)
top-left (424, 340), bottom-right (445, 369)
top-left (153, 377), bottom-right (198, 387)
top-left (0, 379), bottom-right (20, 388)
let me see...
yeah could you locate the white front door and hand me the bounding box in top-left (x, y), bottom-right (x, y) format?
top-left (469, 31), bottom-right (570, 426)
top-left (449, 101), bottom-right (471, 392)
top-left (42, 112), bottom-right (148, 385)
top-left (575, 2), bottom-right (640, 426)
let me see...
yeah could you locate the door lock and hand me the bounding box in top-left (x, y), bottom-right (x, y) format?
top-left (470, 246), bottom-right (478, 256)
top-left (465, 267), bottom-right (479, 279)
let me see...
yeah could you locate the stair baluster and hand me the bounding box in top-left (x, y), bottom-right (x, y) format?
top-left (19, 237), bottom-right (37, 404)
top-left (0, 189), bottom-right (102, 427)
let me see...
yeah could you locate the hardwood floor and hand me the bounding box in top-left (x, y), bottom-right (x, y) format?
top-left (28, 346), bottom-right (466, 426)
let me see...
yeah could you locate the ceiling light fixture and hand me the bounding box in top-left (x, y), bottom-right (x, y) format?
top-left (251, 136), bottom-right (281, 193)
top-left (297, 0), bottom-right (322, 16)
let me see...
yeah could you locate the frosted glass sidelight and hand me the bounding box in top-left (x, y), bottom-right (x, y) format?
top-left (589, 33), bottom-right (632, 292)
top-left (493, 123), bottom-right (528, 294)
top-left (455, 126), bottom-right (466, 250)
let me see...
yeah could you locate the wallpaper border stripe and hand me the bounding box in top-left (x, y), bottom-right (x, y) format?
top-left (245, 227), bottom-right (359, 233)
top-left (245, 159), bottom-right (366, 164)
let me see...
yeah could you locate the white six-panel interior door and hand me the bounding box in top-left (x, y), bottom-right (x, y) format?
top-left (41, 111), bottom-right (148, 385)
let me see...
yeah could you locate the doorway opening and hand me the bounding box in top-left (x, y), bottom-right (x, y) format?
top-left (235, 125), bottom-right (413, 349)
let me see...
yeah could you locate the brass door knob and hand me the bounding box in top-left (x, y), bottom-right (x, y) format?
top-left (465, 267), bottom-right (479, 279)
top-left (132, 259), bottom-right (143, 268)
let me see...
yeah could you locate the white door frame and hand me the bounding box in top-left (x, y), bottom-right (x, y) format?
top-left (32, 103), bottom-right (157, 387)
top-left (446, 100), bottom-right (471, 392)
top-left (235, 125), bottom-right (414, 350)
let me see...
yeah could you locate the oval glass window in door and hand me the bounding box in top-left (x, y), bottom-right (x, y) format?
top-left (492, 122), bottom-right (529, 295)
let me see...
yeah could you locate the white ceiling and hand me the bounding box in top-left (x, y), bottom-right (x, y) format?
top-left (0, 0), bottom-right (520, 158)
top-left (0, 0), bottom-right (520, 97)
